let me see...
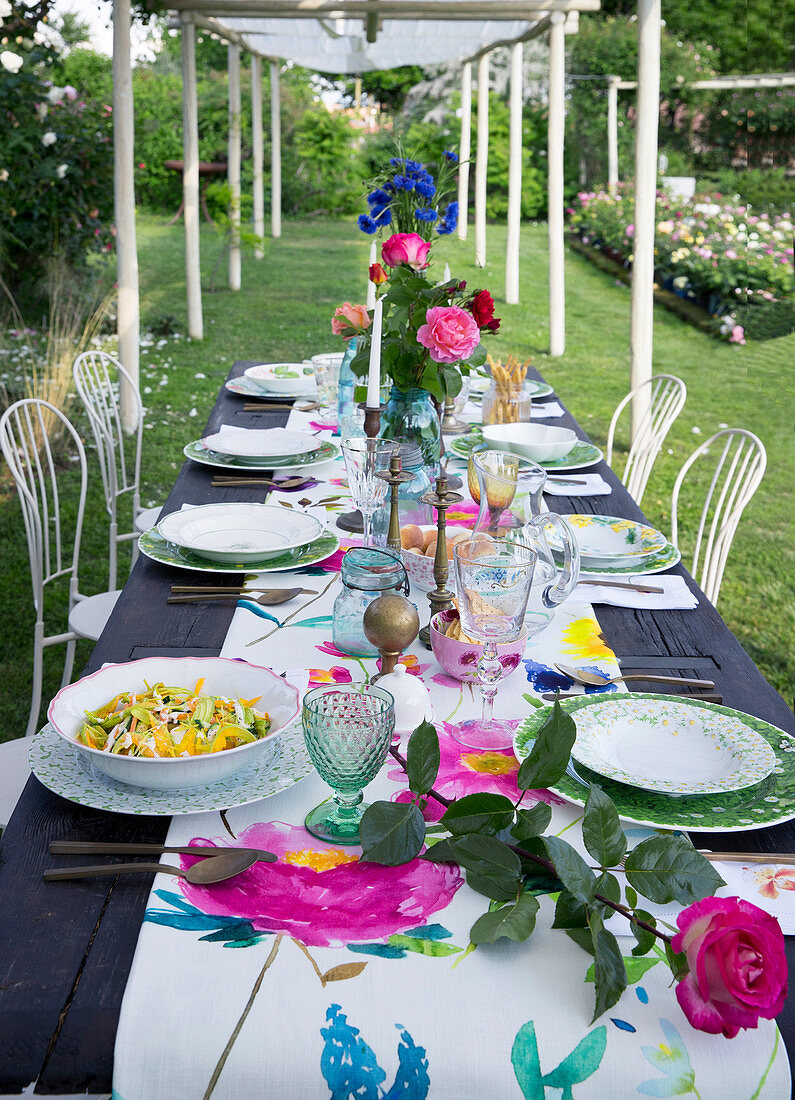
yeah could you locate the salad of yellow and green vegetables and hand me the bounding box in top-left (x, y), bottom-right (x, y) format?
top-left (76, 679), bottom-right (272, 758)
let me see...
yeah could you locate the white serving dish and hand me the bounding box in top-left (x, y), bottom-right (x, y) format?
top-left (200, 427), bottom-right (319, 459)
top-left (482, 423), bottom-right (578, 462)
top-left (48, 657), bottom-right (301, 790)
top-left (243, 362), bottom-right (316, 395)
top-left (157, 503), bottom-right (324, 564)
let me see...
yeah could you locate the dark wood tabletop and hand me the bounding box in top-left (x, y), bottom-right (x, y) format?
top-left (1, 363), bottom-right (792, 1095)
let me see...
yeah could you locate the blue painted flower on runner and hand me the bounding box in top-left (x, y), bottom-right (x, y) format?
top-left (638, 1018), bottom-right (698, 1098)
top-left (320, 1005), bottom-right (430, 1099)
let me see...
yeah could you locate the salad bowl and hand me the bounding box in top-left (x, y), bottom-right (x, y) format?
top-left (48, 657), bottom-right (300, 790)
top-left (243, 363), bottom-right (316, 395)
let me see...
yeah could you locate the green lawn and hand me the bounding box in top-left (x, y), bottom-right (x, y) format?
top-left (0, 213), bottom-right (792, 741)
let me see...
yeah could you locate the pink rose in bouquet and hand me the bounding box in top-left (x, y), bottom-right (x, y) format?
top-left (381, 232), bottom-right (432, 270)
top-left (672, 896), bottom-right (787, 1038)
top-left (331, 302), bottom-right (371, 339)
top-left (417, 305), bottom-right (480, 364)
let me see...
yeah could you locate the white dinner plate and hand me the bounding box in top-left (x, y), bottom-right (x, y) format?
top-left (157, 504), bottom-right (324, 564)
top-left (184, 438), bottom-right (339, 472)
top-left (565, 695), bottom-right (777, 795)
top-left (547, 514), bottom-right (668, 567)
top-left (200, 427), bottom-right (320, 459)
top-left (224, 376), bottom-right (319, 401)
top-left (30, 723), bottom-right (313, 815)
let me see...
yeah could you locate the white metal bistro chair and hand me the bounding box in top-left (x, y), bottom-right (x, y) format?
top-left (73, 351), bottom-right (162, 590)
top-left (606, 373), bottom-right (687, 505)
top-left (0, 399), bottom-right (121, 743)
top-left (671, 428), bottom-right (767, 606)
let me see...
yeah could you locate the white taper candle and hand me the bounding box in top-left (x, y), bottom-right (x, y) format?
top-left (366, 296), bottom-right (382, 408)
top-left (443, 262), bottom-right (451, 283)
top-left (366, 239), bottom-right (377, 309)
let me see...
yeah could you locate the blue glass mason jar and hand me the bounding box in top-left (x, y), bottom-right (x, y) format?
top-left (378, 386), bottom-right (441, 475)
top-left (332, 548), bottom-right (410, 657)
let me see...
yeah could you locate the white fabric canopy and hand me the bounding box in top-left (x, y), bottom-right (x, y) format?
top-left (194, 15), bottom-right (536, 71)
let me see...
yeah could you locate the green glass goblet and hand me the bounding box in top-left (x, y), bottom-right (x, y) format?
top-left (302, 684), bottom-right (395, 845)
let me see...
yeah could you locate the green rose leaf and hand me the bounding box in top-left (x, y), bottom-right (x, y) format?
top-left (594, 871), bottom-right (622, 909)
top-left (420, 837), bottom-right (458, 864)
top-left (566, 927), bottom-right (596, 956)
top-left (590, 913), bottom-right (628, 1023)
top-left (625, 884), bottom-right (638, 910)
top-left (665, 941), bottom-right (690, 981)
top-left (359, 801), bottom-right (425, 866)
top-left (470, 891), bottom-right (540, 944)
top-left (582, 784), bottom-right (627, 869)
top-left (447, 834), bottom-right (523, 902)
top-left (552, 889), bottom-right (589, 930)
top-left (543, 835), bottom-right (598, 904)
top-left (630, 909), bottom-right (658, 957)
top-left (624, 835), bottom-right (725, 904)
top-left (512, 802), bottom-right (553, 842)
top-left (406, 719), bottom-right (440, 796)
top-left (517, 703), bottom-right (577, 791)
top-left (441, 792), bottom-right (516, 836)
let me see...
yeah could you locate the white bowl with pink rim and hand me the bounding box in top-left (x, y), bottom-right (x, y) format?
top-left (47, 656), bottom-right (301, 790)
top-left (243, 362), bottom-right (317, 395)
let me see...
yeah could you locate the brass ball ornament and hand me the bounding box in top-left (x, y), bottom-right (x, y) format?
top-left (363, 594), bottom-right (421, 679)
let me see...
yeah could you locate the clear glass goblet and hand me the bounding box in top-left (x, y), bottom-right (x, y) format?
top-left (451, 539), bottom-right (536, 751)
top-left (302, 684), bottom-right (395, 845)
top-left (467, 451), bottom-right (520, 535)
top-left (311, 354), bottom-right (343, 425)
top-left (342, 437), bottom-right (399, 548)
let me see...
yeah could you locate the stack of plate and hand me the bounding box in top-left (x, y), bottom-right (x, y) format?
top-left (547, 513), bottom-right (681, 576)
top-left (184, 427), bottom-right (339, 472)
top-left (514, 694), bottom-right (795, 833)
top-left (139, 503), bottom-right (340, 573)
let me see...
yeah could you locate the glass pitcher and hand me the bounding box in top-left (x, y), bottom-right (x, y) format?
top-left (468, 450), bottom-right (580, 637)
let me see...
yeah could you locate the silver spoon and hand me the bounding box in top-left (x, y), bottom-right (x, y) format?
top-left (167, 587), bottom-right (305, 606)
top-left (554, 663), bottom-right (714, 690)
top-left (49, 841), bottom-right (277, 863)
top-left (43, 849), bottom-right (258, 884)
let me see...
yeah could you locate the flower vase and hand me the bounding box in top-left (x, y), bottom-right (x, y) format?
top-left (379, 386), bottom-right (440, 475)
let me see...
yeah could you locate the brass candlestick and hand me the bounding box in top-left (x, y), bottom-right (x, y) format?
top-left (376, 452), bottom-right (413, 554)
top-left (364, 593), bottom-right (421, 681)
top-left (440, 392), bottom-right (469, 435)
top-left (358, 401), bottom-right (385, 439)
top-left (418, 474), bottom-right (463, 647)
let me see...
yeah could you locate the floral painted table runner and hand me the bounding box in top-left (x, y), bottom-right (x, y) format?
top-left (112, 413), bottom-right (789, 1100)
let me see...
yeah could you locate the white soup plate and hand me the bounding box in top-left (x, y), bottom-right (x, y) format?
top-left (244, 362), bottom-right (316, 395)
top-left (200, 427), bottom-right (319, 460)
top-left (157, 503), bottom-right (324, 564)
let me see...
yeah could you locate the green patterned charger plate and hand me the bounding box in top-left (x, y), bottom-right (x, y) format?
top-left (571, 542), bottom-right (681, 576)
top-left (30, 722), bottom-right (313, 815)
top-left (449, 428), bottom-right (603, 471)
top-left (514, 693), bottom-right (795, 832)
top-left (139, 529), bottom-right (340, 573)
top-left (184, 438), bottom-right (339, 472)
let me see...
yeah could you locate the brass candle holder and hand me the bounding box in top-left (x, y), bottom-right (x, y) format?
top-left (418, 474), bottom-right (463, 647)
top-left (363, 593), bottom-right (420, 681)
top-left (440, 392), bottom-right (470, 435)
top-left (376, 452), bottom-right (413, 554)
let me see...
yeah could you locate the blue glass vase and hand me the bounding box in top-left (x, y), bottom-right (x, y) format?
top-left (335, 338), bottom-right (360, 438)
top-left (378, 386), bottom-right (441, 475)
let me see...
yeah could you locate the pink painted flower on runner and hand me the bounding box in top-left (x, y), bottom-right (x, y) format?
top-left (180, 822), bottom-right (462, 948)
top-left (672, 896), bottom-right (787, 1038)
top-left (389, 723), bottom-right (563, 820)
top-left (308, 666), bottom-right (354, 687)
top-left (316, 640), bottom-right (351, 660)
top-left (417, 306), bottom-right (480, 364)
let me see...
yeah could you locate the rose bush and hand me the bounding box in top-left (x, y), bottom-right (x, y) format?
top-left (672, 896), bottom-right (788, 1038)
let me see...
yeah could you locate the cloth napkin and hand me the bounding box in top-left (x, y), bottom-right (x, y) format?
top-left (575, 573), bottom-right (698, 610)
top-left (543, 473), bottom-right (612, 497)
top-left (456, 399), bottom-right (566, 425)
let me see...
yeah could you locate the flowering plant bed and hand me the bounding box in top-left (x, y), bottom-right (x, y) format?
top-left (568, 188), bottom-right (793, 343)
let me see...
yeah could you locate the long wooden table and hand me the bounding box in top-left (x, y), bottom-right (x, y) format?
top-left (1, 363), bottom-right (792, 1095)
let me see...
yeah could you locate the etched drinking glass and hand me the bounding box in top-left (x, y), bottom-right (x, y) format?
top-left (311, 354), bottom-right (343, 425)
top-left (451, 539), bottom-right (536, 751)
top-left (302, 684), bottom-right (395, 844)
top-left (342, 437), bottom-right (399, 548)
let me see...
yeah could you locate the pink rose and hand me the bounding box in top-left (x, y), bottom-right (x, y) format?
top-left (381, 232), bottom-right (431, 270)
top-left (672, 896), bottom-right (787, 1038)
top-left (417, 305), bottom-right (480, 364)
top-left (729, 325), bottom-right (746, 345)
top-left (331, 302), bottom-right (371, 338)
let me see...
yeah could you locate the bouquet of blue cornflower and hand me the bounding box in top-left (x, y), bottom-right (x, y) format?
top-left (358, 150), bottom-right (460, 241)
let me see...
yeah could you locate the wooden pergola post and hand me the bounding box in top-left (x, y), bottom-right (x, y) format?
top-left (112, 0), bottom-right (140, 430)
top-left (474, 52), bottom-right (489, 268)
top-left (251, 54), bottom-right (265, 258)
top-left (270, 60), bottom-right (282, 238)
top-left (457, 61), bottom-right (472, 241)
top-left (547, 11), bottom-right (565, 357)
top-left (505, 41), bottom-right (523, 304)
top-left (227, 43), bottom-right (242, 290)
top-left (629, 0), bottom-right (661, 438)
top-left (607, 75), bottom-right (619, 193)
top-left (181, 15), bottom-right (203, 338)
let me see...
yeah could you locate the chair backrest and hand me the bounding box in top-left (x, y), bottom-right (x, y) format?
top-left (671, 428), bottom-right (766, 606)
top-left (606, 374), bottom-right (687, 505)
top-left (0, 399), bottom-right (88, 612)
top-left (72, 351), bottom-right (143, 519)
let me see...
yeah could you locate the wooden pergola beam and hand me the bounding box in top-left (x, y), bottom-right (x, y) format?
top-left (169, 0), bottom-right (600, 17)
top-left (615, 72), bottom-right (795, 90)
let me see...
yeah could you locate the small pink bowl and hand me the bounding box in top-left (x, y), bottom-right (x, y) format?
top-left (430, 610), bottom-right (527, 684)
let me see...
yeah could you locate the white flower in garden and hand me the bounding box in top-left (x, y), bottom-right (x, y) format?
top-left (0, 0), bottom-right (13, 17)
top-left (56, 163), bottom-right (68, 179)
top-left (35, 102), bottom-right (49, 120)
top-left (47, 85), bottom-right (65, 103)
top-left (0, 50), bottom-right (23, 73)
top-left (41, 131), bottom-right (57, 147)
top-left (0, 168), bottom-right (8, 182)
